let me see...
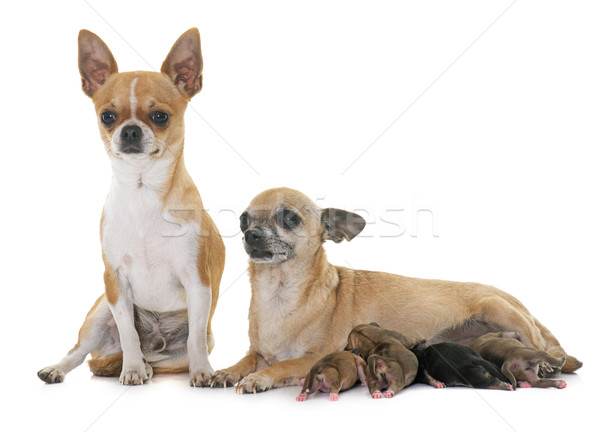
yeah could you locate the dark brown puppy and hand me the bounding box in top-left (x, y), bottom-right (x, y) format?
top-left (410, 342), bottom-right (514, 391)
top-left (296, 351), bottom-right (367, 401)
top-left (471, 332), bottom-right (567, 389)
top-left (347, 323), bottom-right (418, 398)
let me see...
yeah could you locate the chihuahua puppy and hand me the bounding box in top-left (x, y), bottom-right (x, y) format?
top-left (37, 29), bottom-right (225, 386)
top-left (347, 323), bottom-right (418, 398)
top-left (296, 351), bottom-right (367, 401)
top-left (471, 332), bottom-right (567, 389)
top-left (209, 187), bottom-right (581, 394)
top-left (411, 342), bottom-right (513, 390)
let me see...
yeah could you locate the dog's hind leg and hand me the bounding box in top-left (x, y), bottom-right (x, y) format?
top-left (533, 318), bottom-right (582, 374)
top-left (478, 297), bottom-right (582, 375)
top-left (38, 295), bottom-right (116, 383)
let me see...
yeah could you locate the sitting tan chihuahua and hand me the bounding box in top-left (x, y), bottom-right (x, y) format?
top-left (209, 187), bottom-right (581, 393)
top-left (37, 29), bottom-right (225, 387)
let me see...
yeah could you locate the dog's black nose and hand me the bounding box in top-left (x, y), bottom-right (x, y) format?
top-left (244, 228), bottom-right (265, 249)
top-left (120, 125), bottom-right (143, 153)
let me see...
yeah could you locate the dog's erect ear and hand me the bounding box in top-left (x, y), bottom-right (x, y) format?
top-left (161, 28), bottom-right (203, 99)
top-left (78, 30), bottom-right (118, 98)
top-left (321, 208), bottom-right (366, 243)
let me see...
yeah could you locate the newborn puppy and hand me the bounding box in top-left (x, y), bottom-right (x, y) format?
top-left (411, 342), bottom-right (514, 391)
top-left (347, 323), bottom-right (419, 398)
top-left (296, 351), bottom-right (367, 401)
top-left (471, 332), bottom-right (567, 389)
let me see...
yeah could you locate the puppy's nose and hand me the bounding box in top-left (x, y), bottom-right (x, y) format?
top-left (244, 228), bottom-right (265, 249)
top-left (120, 125), bottom-right (143, 153)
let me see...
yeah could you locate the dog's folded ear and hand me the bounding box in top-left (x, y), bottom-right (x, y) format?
top-left (321, 208), bottom-right (366, 243)
top-left (161, 28), bottom-right (203, 99)
top-left (78, 30), bottom-right (118, 98)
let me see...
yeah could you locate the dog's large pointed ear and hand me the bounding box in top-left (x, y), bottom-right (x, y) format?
top-left (161, 28), bottom-right (203, 99)
top-left (321, 208), bottom-right (366, 243)
top-left (78, 30), bottom-right (118, 98)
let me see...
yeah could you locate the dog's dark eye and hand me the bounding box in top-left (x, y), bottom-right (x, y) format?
top-left (149, 111), bottom-right (170, 126)
top-left (279, 210), bottom-right (301, 230)
top-left (240, 212), bottom-right (249, 232)
top-left (100, 111), bottom-right (117, 127)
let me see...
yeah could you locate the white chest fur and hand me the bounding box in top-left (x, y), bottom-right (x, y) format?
top-left (102, 157), bottom-right (200, 313)
top-left (252, 272), bottom-right (312, 363)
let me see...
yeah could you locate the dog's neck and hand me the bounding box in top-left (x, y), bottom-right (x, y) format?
top-left (249, 246), bottom-right (339, 300)
top-left (108, 151), bottom-right (182, 195)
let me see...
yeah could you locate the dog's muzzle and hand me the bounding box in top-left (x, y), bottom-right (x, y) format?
top-left (119, 125), bottom-right (144, 154)
top-left (244, 228), bottom-right (273, 260)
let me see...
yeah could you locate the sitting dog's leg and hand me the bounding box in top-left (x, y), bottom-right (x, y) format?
top-left (181, 271), bottom-right (214, 387)
top-left (38, 295), bottom-right (113, 383)
top-left (235, 354), bottom-right (320, 394)
top-left (105, 267), bottom-right (151, 385)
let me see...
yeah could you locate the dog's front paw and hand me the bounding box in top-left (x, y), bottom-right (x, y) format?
top-left (209, 368), bottom-right (243, 388)
top-left (120, 361), bottom-right (152, 385)
top-left (190, 367), bottom-right (213, 388)
top-left (38, 366), bottom-right (65, 384)
top-left (235, 372), bottom-right (274, 394)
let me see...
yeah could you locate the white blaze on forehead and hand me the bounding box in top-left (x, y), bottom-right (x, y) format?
top-left (129, 77), bottom-right (139, 118)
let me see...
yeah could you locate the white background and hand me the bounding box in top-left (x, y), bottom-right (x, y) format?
top-left (1, 1), bottom-right (598, 431)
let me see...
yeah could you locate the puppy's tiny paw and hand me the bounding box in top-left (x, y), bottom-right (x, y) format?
top-left (296, 393), bottom-right (307, 402)
top-left (384, 390), bottom-right (394, 398)
top-left (235, 373), bottom-right (273, 394)
top-left (518, 381), bottom-right (532, 388)
top-left (120, 362), bottom-right (152, 386)
top-left (372, 390), bottom-right (383, 399)
top-left (555, 380), bottom-right (567, 389)
top-left (329, 393), bottom-right (339, 401)
top-left (433, 380), bottom-right (445, 389)
top-left (38, 366), bottom-right (65, 384)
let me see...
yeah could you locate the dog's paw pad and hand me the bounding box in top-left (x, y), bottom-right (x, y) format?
top-left (384, 390), bottom-right (394, 398)
top-left (37, 366), bottom-right (65, 384)
top-left (372, 390), bottom-right (383, 399)
top-left (518, 381), bottom-right (532, 388)
top-left (329, 393), bottom-right (339, 401)
top-left (296, 393), bottom-right (307, 402)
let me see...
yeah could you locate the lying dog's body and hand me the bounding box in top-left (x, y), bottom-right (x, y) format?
top-left (296, 351), bottom-right (367, 401)
top-left (37, 29), bottom-right (225, 386)
top-left (411, 342), bottom-right (513, 390)
top-left (347, 324), bottom-right (418, 398)
top-left (210, 187), bottom-right (581, 393)
top-left (471, 331), bottom-right (567, 389)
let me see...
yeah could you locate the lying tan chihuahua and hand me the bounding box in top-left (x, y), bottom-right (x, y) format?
top-left (209, 187), bottom-right (581, 393)
top-left (471, 331), bottom-right (567, 389)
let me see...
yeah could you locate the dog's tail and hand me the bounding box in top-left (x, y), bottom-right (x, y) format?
top-left (88, 353), bottom-right (122, 377)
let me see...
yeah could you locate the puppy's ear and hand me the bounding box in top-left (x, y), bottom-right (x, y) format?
top-left (321, 208), bottom-right (366, 243)
top-left (161, 28), bottom-right (203, 99)
top-left (78, 30), bottom-right (118, 98)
